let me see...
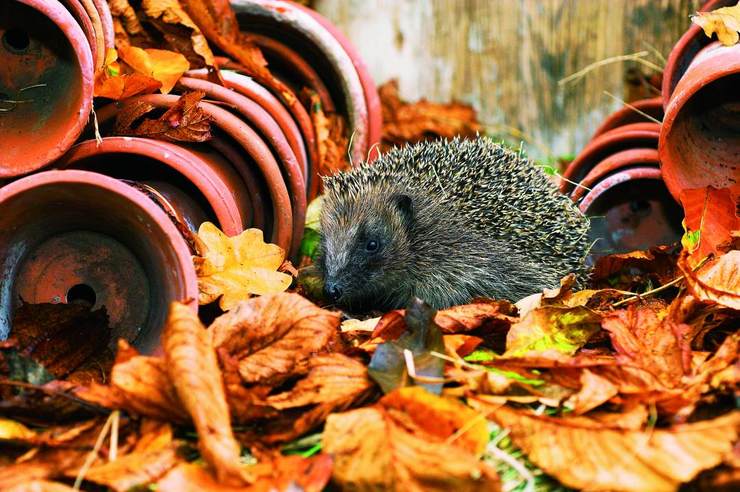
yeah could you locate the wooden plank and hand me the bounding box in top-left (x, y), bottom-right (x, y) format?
top-left (315, 0), bottom-right (702, 159)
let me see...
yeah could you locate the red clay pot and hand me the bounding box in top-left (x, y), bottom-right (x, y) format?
top-left (186, 68), bottom-right (309, 188)
top-left (661, 0), bottom-right (736, 108)
top-left (121, 94), bottom-right (294, 253)
top-left (231, 0), bottom-right (369, 165)
top-left (591, 97), bottom-right (663, 138)
top-left (0, 170), bottom-right (198, 354)
top-left (291, 1), bottom-right (383, 159)
top-left (561, 122), bottom-right (661, 194)
top-left (0, 0), bottom-right (94, 178)
top-left (659, 42), bottom-right (740, 201)
top-left (177, 76), bottom-right (306, 257)
top-left (59, 0), bottom-right (99, 68)
top-left (570, 148), bottom-right (660, 202)
top-left (579, 167), bottom-right (683, 256)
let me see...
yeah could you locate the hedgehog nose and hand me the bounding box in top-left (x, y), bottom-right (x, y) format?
top-left (325, 282), bottom-right (342, 301)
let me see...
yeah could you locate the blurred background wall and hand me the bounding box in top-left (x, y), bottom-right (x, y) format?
top-left (313, 0), bottom-right (703, 160)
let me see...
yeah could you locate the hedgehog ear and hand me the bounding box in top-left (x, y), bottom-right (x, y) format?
top-left (392, 193), bottom-right (414, 226)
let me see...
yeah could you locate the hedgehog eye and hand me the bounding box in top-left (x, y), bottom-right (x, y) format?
top-left (365, 239), bottom-right (379, 253)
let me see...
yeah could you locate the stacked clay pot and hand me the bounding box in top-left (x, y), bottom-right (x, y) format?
top-left (563, 103), bottom-right (684, 257)
top-left (0, 0), bottom-right (382, 353)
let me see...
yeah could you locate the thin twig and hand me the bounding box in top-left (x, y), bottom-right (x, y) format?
top-left (602, 91), bottom-right (662, 124)
top-left (403, 349), bottom-right (446, 384)
top-left (641, 40), bottom-right (667, 66)
top-left (74, 411), bottom-right (118, 489)
top-left (486, 437), bottom-right (536, 492)
top-left (612, 276), bottom-right (684, 307)
top-left (559, 51), bottom-right (662, 86)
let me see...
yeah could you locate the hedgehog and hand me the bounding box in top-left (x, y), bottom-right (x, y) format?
top-left (317, 137), bottom-right (591, 312)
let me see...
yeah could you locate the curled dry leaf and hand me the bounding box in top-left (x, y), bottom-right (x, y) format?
top-left (94, 48), bottom-right (162, 99)
top-left (590, 245), bottom-right (679, 288)
top-left (602, 302), bottom-right (685, 386)
top-left (504, 306), bottom-right (601, 357)
top-left (194, 223), bottom-right (292, 311)
top-left (303, 89), bottom-right (350, 176)
top-left (115, 91), bottom-right (213, 143)
top-left (691, 4), bottom-right (740, 46)
top-left (679, 249), bottom-right (740, 310)
top-left (680, 186), bottom-right (740, 266)
top-left (323, 401), bottom-right (500, 492)
top-left (156, 454), bottom-right (332, 492)
top-left (490, 405), bottom-right (740, 492)
top-left (210, 293), bottom-right (339, 385)
top-left (118, 46), bottom-right (190, 94)
top-left (563, 368), bottom-right (619, 415)
top-left (163, 302), bottom-right (251, 486)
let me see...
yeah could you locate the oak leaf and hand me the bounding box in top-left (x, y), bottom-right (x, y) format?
top-left (323, 399), bottom-right (500, 492)
top-left (163, 302), bottom-right (251, 486)
top-left (678, 249), bottom-right (740, 310)
top-left (210, 293), bottom-right (339, 385)
top-left (691, 4), bottom-right (740, 46)
top-left (194, 223), bottom-right (292, 311)
top-left (114, 91), bottom-right (212, 142)
top-left (490, 405), bottom-right (740, 492)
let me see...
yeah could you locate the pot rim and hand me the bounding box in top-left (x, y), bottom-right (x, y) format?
top-left (591, 97), bottom-right (664, 139)
top-left (578, 167), bottom-right (664, 214)
top-left (571, 148), bottom-right (660, 201)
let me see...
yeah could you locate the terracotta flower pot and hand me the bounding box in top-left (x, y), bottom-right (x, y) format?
top-left (59, 0), bottom-right (99, 68)
top-left (570, 148), bottom-right (660, 202)
top-left (579, 167), bottom-right (683, 256)
top-left (0, 170), bottom-right (198, 354)
top-left (659, 42), bottom-right (740, 202)
top-left (291, 1), bottom-right (383, 159)
top-left (177, 76), bottom-right (306, 250)
top-left (231, 0), bottom-right (369, 165)
top-left (186, 68), bottom-right (310, 189)
top-left (57, 137), bottom-right (249, 237)
top-left (0, 0), bottom-right (94, 178)
top-left (591, 97), bottom-right (663, 138)
top-left (561, 122), bottom-right (661, 194)
top-left (661, 0), bottom-right (736, 108)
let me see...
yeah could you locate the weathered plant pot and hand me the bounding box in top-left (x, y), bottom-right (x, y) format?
top-left (561, 122), bottom-right (661, 194)
top-left (57, 137), bottom-right (249, 237)
top-left (59, 0), bottom-right (99, 68)
top-left (186, 68), bottom-right (310, 189)
top-left (231, 0), bottom-right (369, 165)
top-left (0, 0), bottom-right (94, 178)
top-left (106, 94), bottom-right (294, 253)
top-left (579, 167), bottom-right (683, 256)
top-left (659, 42), bottom-right (740, 201)
top-left (570, 148), bottom-right (660, 201)
top-left (0, 170), bottom-right (198, 354)
top-left (591, 97), bottom-right (663, 138)
top-left (177, 76), bottom-right (306, 256)
top-left (291, 1), bottom-right (382, 159)
top-left (661, 0), bottom-right (736, 107)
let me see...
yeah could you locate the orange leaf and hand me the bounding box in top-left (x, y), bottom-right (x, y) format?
top-left (119, 46), bottom-right (189, 94)
top-left (680, 186), bottom-right (740, 265)
top-left (691, 4), bottom-right (740, 46)
top-left (490, 405), bottom-right (740, 492)
top-left (679, 249), bottom-right (740, 310)
top-left (163, 302), bottom-right (252, 486)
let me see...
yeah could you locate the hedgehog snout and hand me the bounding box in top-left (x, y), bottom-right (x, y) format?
top-left (324, 281), bottom-right (343, 302)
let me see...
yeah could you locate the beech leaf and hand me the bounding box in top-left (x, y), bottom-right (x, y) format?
top-left (691, 4), bottom-right (740, 46)
top-left (490, 405), bottom-right (740, 492)
top-left (194, 223), bottom-right (292, 311)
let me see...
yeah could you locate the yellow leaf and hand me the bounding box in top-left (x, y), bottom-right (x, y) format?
top-left (691, 5), bottom-right (740, 46)
top-left (194, 222), bottom-right (292, 311)
top-left (0, 418), bottom-right (35, 440)
top-left (119, 46), bottom-right (189, 94)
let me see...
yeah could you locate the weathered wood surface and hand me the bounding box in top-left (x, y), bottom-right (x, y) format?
top-left (315, 0), bottom-right (703, 159)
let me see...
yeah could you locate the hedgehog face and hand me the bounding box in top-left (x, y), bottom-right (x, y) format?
top-left (318, 192), bottom-right (414, 312)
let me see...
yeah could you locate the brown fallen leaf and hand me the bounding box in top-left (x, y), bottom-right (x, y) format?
top-left (7, 481), bottom-right (79, 492)
top-left (563, 368), bottom-right (619, 415)
top-left (589, 245), bottom-right (679, 289)
top-left (156, 454), bottom-right (332, 492)
top-left (602, 302), bottom-right (685, 386)
top-left (163, 302), bottom-right (251, 486)
top-left (94, 48), bottom-right (163, 99)
top-left (490, 405), bottom-right (740, 492)
top-left (379, 79), bottom-right (481, 151)
top-left (210, 293), bottom-right (339, 385)
top-left (679, 249), bottom-right (740, 310)
top-left (114, 91), bottom-right (213, 143)
top-left (691, 4), bottom-right (740, 46)
top-left (302, 89), bottom-right (350, 176)
top-left (118, 45), bottom-right (190, 94)
top-left (194, 223), bottom-right (292, 311)
top-left (140, 0), bottom-right (217, 68)
top-left (323, 403), bottom-right (500, 492)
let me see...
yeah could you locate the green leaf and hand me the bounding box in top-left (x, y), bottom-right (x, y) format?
top-left (299, 229), bottom-right (321, 261)
top-left (504, 306), bottom-right (601, 357)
